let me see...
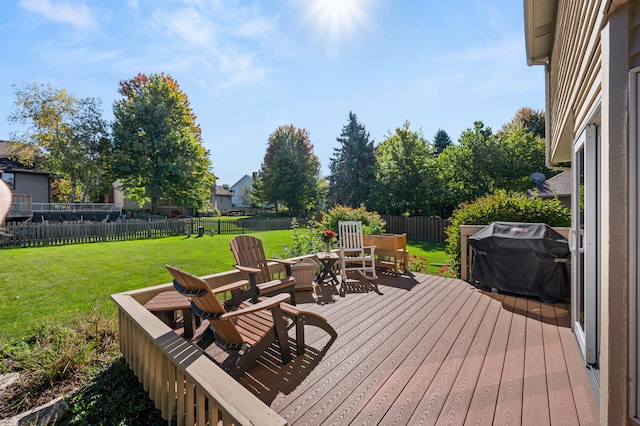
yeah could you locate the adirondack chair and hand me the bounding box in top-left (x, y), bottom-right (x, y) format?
top-left (230, 234), bottom-right (297, 305)
top-left (338, 221), bottom-right (378, 281)
top-left (165, 265), bottom-right (292, 378)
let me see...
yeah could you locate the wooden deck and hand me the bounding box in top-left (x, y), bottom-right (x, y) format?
top-left (233, 272), bottom-right (600, 425)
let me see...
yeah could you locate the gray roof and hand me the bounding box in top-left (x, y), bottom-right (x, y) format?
top-left (527, 170), bottom-right (571, 198)
top-left (213, 185), bottom-right (233, 196)
top-left (0, 140), bottom-right (48, 175)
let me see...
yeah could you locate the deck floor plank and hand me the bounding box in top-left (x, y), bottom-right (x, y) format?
top-left (464, 293), bottom-right (515, 426)
top-left (377, 287), bottom-right (481, 425)
top-left (317, 277), bottom-right (471, 426)
top-left (554, 302), bottom-right (600, 426)
top-left (407, 290), bottom-right (492, 425)
top-left (539, 301), bottom-right (580, 426)
top-left (522, 297), bottom-right (551, 426)
top-left (279, 276), bottom-right (455, 425)
top-left (266, 276), bottom-right (445, 418)
top-left (490, 293), bottom-right (527, 425)
top-left (435, 292), bottom-right (504, 426)
top-left (192, 274), bottom-right (602, 425)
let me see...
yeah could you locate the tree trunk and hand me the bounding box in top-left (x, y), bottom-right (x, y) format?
top-left (68, 179), bottom-right (77, 203)
top-left (151, 196), bottom-right (159, 215)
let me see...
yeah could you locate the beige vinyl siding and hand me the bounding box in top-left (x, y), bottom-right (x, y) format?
top-left (547, 0), bottom-right (604, 164)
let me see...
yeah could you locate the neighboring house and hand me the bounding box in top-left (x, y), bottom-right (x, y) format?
top-left (524, 1), bottom-right (637, 423)
top-left (230, 174), bottom-right (254, 208)
top-left (0, 140), bottom-right (50, 205)
top-left (111, 181), bottom-right (199, 217)
top-left (526, 170), bottom-right (571, 208)
top-left (211, 185), bottom-right (233, 212)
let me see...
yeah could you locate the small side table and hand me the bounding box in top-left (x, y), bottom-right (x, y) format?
top-left (143, 291), bottom-right (198, 339)
top-left (315, 252), bottom-right (342, 297)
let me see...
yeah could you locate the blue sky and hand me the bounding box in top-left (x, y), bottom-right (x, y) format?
top-left (0, 0), bottom-right (545, 186)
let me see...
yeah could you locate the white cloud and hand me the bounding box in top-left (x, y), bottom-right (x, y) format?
top-left (147, 3), bottom-right (281, 92)
top-left (153, 8), bottom-right (217, 50)
top-left (19, 0), bottom-right (96, 29)
top-left (236, 16), bottom-right (275, 38)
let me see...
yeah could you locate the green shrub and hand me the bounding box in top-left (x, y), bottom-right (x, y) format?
top-left (283, 206), bottom-right (386, 256)
top-left (282, 218), bottom-right (325, 257)
top-left (320, 205), bottom-right (385, 235)
top-left (446, 190), bottom-right (571, 275)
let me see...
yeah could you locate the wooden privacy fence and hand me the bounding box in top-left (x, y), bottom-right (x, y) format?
top-left (1, 220), bottom-right (186, 248)
top-left (0, 217), bottom-right (297, 248)
top-left (0, 215), bottom-right (447, 248)
top-left (380, 215), bottom-right (450, 242)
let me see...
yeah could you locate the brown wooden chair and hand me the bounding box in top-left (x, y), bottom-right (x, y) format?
top-left (166, 264), bottom-right (292, 379)
top-left (230, 234), bottom-right (297, 305)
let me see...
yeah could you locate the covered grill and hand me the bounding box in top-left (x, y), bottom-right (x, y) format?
top-left (469, 222), bottom-right (570, 300)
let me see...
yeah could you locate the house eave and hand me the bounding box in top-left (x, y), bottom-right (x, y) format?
top-left (524, 0), bottom-right (558, 66)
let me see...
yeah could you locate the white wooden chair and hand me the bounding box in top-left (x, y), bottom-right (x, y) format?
top-left (338, 221), bottom-right (377, 281)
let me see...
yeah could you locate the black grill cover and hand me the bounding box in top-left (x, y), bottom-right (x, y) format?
top-left (469, 222), bottom-right (570, 299)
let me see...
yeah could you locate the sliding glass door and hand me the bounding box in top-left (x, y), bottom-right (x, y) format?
top-left (570, 125), bottom-right (599, 367)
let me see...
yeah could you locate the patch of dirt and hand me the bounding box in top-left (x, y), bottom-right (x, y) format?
top-left (0, 378), bottom-right (78, 420)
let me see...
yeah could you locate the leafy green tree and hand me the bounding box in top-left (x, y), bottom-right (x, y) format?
top-left (112, 73), bottom-right (214, 214)
top-left (369, 121), bottom-right (433, 216)
top-left (434, 118), bottom-right (550, 216)
top-left (434, 121), bottom-right (501, 215)
top-left (433, 129), bottom-right (452, 154)
top-left (496, 125), bottom-right (548, 191)
top-left (8, 82), bottom-right (112, 202)
top-left (327, 111), bottom-right (376, 208)
top-left (253, 125), bottom-right (321, 216)
top-left (499, 107), bottom-right (545, 138)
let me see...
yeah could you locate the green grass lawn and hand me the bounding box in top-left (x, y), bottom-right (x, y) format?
top-left (406, 240), bottom-right (450, 274)
top-left (0, 231), bottom-right (448, 341)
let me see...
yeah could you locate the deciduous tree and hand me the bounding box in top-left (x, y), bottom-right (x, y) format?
top-left (253, 125), bottom-right (321, 215)
top-left (369, 121), bottom-right (433, 215)
top-left (327, 112), bottom-right (376, 208)
top-left (8, 82), bottom-right (112, 202)
top-left (435, 121), bottom-right (501, 215)
top-left (499, 107), bottom-right (545, 138)
top-left (434, 118), bottom-right (550, 216)
top-left (112, 73), bottom-right (214, 214)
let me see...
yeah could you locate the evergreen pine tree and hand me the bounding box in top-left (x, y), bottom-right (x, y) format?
top-left (433, 129), bottom-right (452, 154)
top-left (327, 112), bottom-right (376, 208)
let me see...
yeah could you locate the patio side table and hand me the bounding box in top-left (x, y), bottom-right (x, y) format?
top-left (315, 251), bottom-right (342, 297)
top-left (143, 291), bottom-right (198, 338)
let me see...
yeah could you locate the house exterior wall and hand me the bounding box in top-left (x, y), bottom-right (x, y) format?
top-left (14, 172), bottom-right (49, 203)
top-left (212, 194), bottom-right (232, 212)
top-left (600, 5), bottom-right (631, 424)
top-left (532, 1), bottom-right (637, 424)
top-left (546, 1), bottom-right (604, 165)
top-left (231, 175), bottom-right (253, 208)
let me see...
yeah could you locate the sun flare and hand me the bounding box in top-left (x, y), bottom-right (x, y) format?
top-left (303, 0), bottom-right (373, 57)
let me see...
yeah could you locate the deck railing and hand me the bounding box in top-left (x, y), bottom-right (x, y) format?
top-left (9, 193), bottom-right (32, 214)
top-left (111, 266), bottom-right (294, 426)
top-left (32, 202), bottom-right (123, 212)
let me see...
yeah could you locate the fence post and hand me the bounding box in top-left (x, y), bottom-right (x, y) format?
top-left (217, 219), bottom-right (221, 235)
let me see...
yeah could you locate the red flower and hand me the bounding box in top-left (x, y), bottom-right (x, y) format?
top-left (322, 229), bottom-right (336, 242)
